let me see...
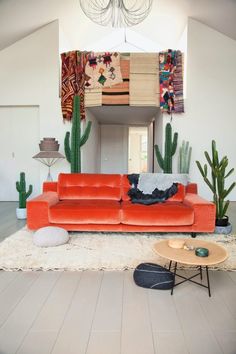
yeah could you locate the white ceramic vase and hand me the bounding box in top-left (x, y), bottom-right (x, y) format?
top-left (16, 208), bottom-right (27, 220)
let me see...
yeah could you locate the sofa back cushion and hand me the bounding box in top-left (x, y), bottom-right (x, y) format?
top-left (168, 184), bottom-right (185, 202)
top-left (58, 173), bottom-right (122, 200)
top-left (121, 175), bottom-right (133, 201)
top-left (121, 175), bottom-right (185, 202)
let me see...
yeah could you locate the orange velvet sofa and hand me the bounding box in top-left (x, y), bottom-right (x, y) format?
top-left (27, 173), bottom-right (216, 236)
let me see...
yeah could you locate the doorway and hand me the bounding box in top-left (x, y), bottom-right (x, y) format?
top-left (128, 126), bottom-right (148, 173)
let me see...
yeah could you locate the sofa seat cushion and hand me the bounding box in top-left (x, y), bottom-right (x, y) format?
top-left (49, 200), bottom-right (121, 224)
top-left (121, 201), bottom-right (194, 226)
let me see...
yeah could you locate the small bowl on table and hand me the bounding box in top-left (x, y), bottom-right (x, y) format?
top-left (195, 247), bottom-right (209, 257)
top-left (168, 239), bottom-right (185, 249)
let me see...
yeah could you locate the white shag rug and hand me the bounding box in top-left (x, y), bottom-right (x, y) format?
top-left (0, 228), bottom-right (236, 271)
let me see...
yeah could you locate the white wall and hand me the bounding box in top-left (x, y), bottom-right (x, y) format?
top-left (0, 106), bottom-right (40, 200)
top-left (84, 28), bottom-right (162, 52)
top-left (160, 18), bottom-right (236, 200)
top-left (0, 21), bottom-right (100, 198)
top-left (81, 109), bottom-right (101, 173)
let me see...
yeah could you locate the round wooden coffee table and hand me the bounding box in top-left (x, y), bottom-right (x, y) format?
top-left (154, 239), bottom-right (228, 297)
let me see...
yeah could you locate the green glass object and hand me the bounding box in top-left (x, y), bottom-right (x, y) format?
top-left (195, 247), bottom-right (209, 257)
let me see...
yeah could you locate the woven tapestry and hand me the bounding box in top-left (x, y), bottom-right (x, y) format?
top-left (61, 51), bottom-right (89, 121)
top-left (130, 53), bottom-right (159, 106)
top-left (61, 50), bottom-right (184, 119)
top-left (102, 55), bottom-right (130, 105)
top-left (173, 51), bottom-right (184, 113)
top-left (159, 50), bottom-right (184, 114)
top-left (85, 52), bottom-right (123, 89)
top-left (85, 87), bottom-right (102, 107)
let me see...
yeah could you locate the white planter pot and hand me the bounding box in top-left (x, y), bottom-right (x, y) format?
top-left (215, 223), bottom-right (232, 235)
top-left (16, 208), bottom-right (27, 220)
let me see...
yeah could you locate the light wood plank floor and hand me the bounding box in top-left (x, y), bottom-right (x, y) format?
top-left (0, 202), bottom-right (236, 354)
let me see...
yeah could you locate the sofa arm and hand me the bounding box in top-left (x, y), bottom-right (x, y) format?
top-left (27, 192), bottom-right (59, 230)
top-left (43, 182), bottom-right (58, 193)
top-left (186, 183), bottom-right (198, 194)
top-left (183, 193), bottom-right (216, 232)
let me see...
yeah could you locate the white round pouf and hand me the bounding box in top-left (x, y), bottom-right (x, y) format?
top-left (33, 226), bottom-right (69, 247)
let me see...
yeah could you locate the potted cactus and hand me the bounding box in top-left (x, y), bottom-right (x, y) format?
top-left (178, 140), bottom-right (192, 174)
top-left (196, 140), bottom-right (236, 232)
top-left (64, 95), bottom-right (92, 173)
top-left (16, 172), bottom-right (33, 219)
top-left (154, 123), bottom-right (178, 173)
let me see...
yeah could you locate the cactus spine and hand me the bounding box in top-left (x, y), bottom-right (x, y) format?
top-left (178, 140), bottom-right (192, 173)
top-left (154, 123), bottom-right (178, 173)
top-left (196, 140), bottom-right (236, 220)
top-left (16, 172), bottom-right (33, 208)
top-left (64, 95), bottom-right (92, 173)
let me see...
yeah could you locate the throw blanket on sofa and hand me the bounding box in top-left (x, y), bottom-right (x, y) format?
top-left (137, 173), bottom-right (189, 194)
top-left (127, 174), bottom-right (181, 205)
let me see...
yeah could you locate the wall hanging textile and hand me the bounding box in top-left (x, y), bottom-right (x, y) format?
top-left (159, 50), bottom-right (184, 114)
top-left (61, 50), bottom-right (184, 119)
top-left (85, 87), bottom-right (102, 107)
top-left (102, 54), bottom-right (130, 105)
top-left (173, 51), bottom-right (184, 113)
top-left (61, 51), bottom-right (89, 121)
top-left (85, 52), bottom-right (123, 88)
top-left (130, 53), bottom-right (159, 106)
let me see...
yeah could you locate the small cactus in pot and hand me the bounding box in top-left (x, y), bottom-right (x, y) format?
top-left (16, 172), bottom-right (33, 219)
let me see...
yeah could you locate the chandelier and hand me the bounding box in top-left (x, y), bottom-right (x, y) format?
top-left (79, 0), bottom-right (153, 27)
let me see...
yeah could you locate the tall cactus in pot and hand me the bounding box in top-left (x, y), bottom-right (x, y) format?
top-left (64, 95), bottom-right (92, 173)
top-left (178, 140), bottom-right (192, 174)
top-left (196, 140), bottom-right (236, 222)
top-left (154, 123), bottom-right (178, 173)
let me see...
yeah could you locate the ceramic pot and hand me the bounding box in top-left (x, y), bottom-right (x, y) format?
top-left (16, 208), bottom-right (27, 219)
top-left (215, 223), bottom-right (232, 235)
top-left (215, 216), bottom-right (229, 227)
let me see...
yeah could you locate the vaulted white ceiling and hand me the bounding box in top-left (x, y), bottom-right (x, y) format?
top-left (0, 0), bottom-right (236, 52)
